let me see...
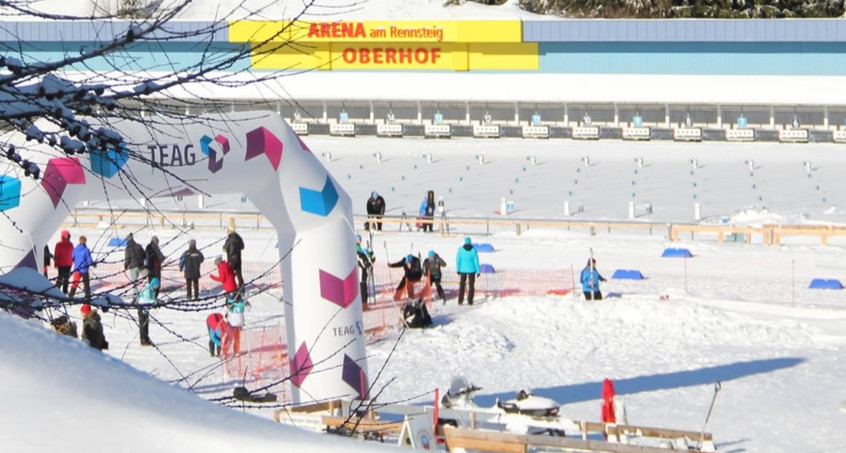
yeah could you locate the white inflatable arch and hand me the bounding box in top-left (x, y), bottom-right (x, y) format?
top-left (0, 111), bottom-right (367, 404)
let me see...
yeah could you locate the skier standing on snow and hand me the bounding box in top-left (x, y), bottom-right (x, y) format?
top-left (423, 250), bottom-right (447, 302)
top-left (389, 254), bottom-right (423, 301)
top-left (580, 258), bottom-right (606, 300)
top-left (365, 191), bottom-right (386, 231)
top-left (54, 230), bottom-right (74, 294)
top-left (455, 237), bottom-right (481, 305)
top-left (356, 234), bottom-right (375, 307)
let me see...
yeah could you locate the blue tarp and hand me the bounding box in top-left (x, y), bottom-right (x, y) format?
top-left (612, 269), bottom-right (645, 280)
top-left (661, 248), bottom-right (693, 258)
top-left (808, 278), bottom-right (843, 290)
top-left (108, 237), bottom-right (127, 247)
top-left (474, 243), bottom-right (495, 253)
top-left (480, 264), bottom-right (496, 274)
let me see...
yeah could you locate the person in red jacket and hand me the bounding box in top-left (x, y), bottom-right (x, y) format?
top-left (53, 230), bottom-right (74, 294)
top-left (210, 257), bottom-right (238, 300)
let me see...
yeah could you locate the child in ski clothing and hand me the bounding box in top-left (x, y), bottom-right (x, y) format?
top-left (355, 235), bottom-right (375, 306)
top-left (455, 237), bottom-right (481, 305)
top-left (54, 231), bottom-right (74, 294)
top-left (136, 276), bottom-right (158, 346)
top-left (423, 250), bottom-right (447, 301)
top-left (145, 236), bottom-right (165, 298)
top-left (223, 297), bottom-right (246, 356)
top-left (210, 257), bottom-right (238, 300)
top-left (580, 258), bottom-right (606, 301)
top-left (365, 191), bottom-right (386, 231)
top-left (206, 312), bottom-right (225, 357)
top-left (180, 239), bottom-right (205, 301)
top-left (68, 236), bottom-right (95, 300)
top-left (80, 304), bottom-right (108, 351)
top-left (223, 227), bottom-right (245, 290)
top-left (389, 254), bottom-right (423, 301)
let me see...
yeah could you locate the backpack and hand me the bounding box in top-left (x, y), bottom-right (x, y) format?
top-left (402, 298), bottom-right (432, 329)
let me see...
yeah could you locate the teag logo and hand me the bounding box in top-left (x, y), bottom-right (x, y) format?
top-left (200, 134), bottom-right (230, 173)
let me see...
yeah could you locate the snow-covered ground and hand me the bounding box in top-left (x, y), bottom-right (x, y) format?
top-left (5, 136), bottom-right (846, 453)
top-left (4, 1), bottom-right (846, 453)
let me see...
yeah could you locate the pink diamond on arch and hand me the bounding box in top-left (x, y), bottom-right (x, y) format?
top-left (41, 157), bottom-right (85, 208)
top-left (245, 127), bottom-right (283, 171)
top-left (289, 342), bottom-right (313, 388)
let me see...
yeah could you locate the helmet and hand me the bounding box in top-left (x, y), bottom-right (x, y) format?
top-left (428, 251), bottom-right (435, 258)
top-left (406, 254), bottom-right (414, 261)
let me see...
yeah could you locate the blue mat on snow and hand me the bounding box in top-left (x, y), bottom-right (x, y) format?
top-left (661, 248), bottom-right (693, 258)
top-left (473, 243), bottom-right (495, 253)
top-left (808, 278), bottom-right (843, 290)
top-left (108, 238), bottom-right (127, 247)
top-left (612, 269), bottom-right (645, 280)
top-left (480, 264), bottom-right (496, 274)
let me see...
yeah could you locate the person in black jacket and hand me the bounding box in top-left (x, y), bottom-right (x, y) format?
top-left (389, 254), bottom-right (423, 301)
top-left (42, 245), bottom-right (53, 278)
top-left (356, 234), bottom-right (375, 307)
top-left (180, 239), bottom-right (205, 301)
top-left (365, 191), bottom-right (386, 231)
top-left (223, 226), bottom-right (245, 290)
top-left (124, 233), bottom-right (146, 302)
top-left (145, 236), bottom-right (165, 298)
top-left (80, 304), bottom-right (108, 351)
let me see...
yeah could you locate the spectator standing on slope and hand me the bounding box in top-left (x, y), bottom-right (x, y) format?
top-left (455, 237), bottom-right (480, 306)
top-left (68, 235), bottom-right (95, 300)
top-left (42, 245), bottom-right (53, 279)
top-left (180, 239), bottom-right (205, 301)
top-left (123, 233), bottom-right (146, 302)
top-left (580, 258), bottom-right (606, 301)
top-left (145, 236), bottom-right (165, 298)
top-left (210, 257), bottom-right (238, 301)
top-left (54, 231), bottom-right (74, 294)
top-left (365, 191), bottom-right (386, 231)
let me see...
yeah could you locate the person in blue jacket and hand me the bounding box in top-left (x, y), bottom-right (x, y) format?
top-left (68, 235), bottom-right (95, 300)
top-left (136, 276), bottom-right (158, 346)
top-left (455, 236), bottom-right (481, 305)
top-left (580, 258), bottom-right (606, 300)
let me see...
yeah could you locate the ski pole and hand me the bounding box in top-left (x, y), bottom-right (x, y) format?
top-left (698, 381), bottom-right (721, 449)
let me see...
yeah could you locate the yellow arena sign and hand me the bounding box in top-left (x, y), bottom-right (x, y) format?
top-left (232, 20), bottom-right (539, 71)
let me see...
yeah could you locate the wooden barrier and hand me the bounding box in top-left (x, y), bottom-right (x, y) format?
top-left (424, 124), bottom-right (452, 138)
top-left (443, 425), bottom-right (712, 453)
top-left (622, 127), bottom-right (651, 141)
top-left (289, 122), bottom-right (309, 135)
top-left (64, 209), bottom-right (846, 247)
top-left (376, 123), bottom-right (403, 137)
top-left (521, 125), bottom-right (549, 139)
top-left (329, 123), bottom-right (356, 137)
top-left (725, 128), bottom-right (755, 142)
top-left (572, 126), bottom-right (600, 140)
top-left (673, 127), bottom-right (702, 142)
top-left (778, 128), bottom-right (809, 143)
top-left (473, 124), bottom-right (501, 138)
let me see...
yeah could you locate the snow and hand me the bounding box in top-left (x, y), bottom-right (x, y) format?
top-left (2, 1), bottom-right (846, 453)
